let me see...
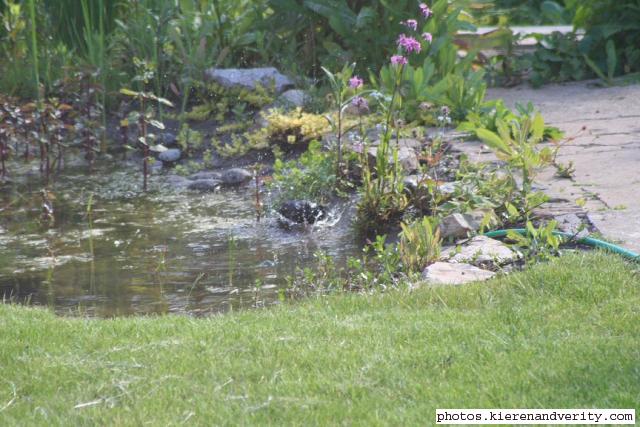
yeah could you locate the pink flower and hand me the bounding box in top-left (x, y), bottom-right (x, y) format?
top-left (419, 3), bottom-right (432, 18)
top-left (397, 34), bottom-right (421, 54)
top-left (351, 96), bottom-right (369, 111)
top-left (422, 32), bottom-right (433, 43)
top-left (402, 19), bottom-right (418, 31)
top-left (391, 55), bottom-right (408, 66)
top-left (349, 76), bottom-right (364, 89)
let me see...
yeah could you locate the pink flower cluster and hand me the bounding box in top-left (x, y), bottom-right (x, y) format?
top-left (402, 19), bottom-right (418, 31)
top-left (391, 55), bottom-right (408, 66)
top-left (351, 96), bottom-right (369, 111)
top-left (390, 3), bottom-right (433, 66)
top-left (349, 76), bottom-right (364, 89)
top-left (420, 3), bottom-right (432, 18)
top-left (397, 34), bottom-right (422, 54)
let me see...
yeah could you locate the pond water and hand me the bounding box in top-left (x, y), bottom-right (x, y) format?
top-left (0, 160), bottom-right (360, 317)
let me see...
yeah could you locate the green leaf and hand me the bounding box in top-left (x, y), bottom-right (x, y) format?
top-left (477, 128), bottom-right (512, 155)
top-left (531, 113), bottom-right (544, 142)
top-left (119, 88), bottom-right (140, 98)
top-left (355, 7), bottom-right (376, 29)
top-left (505, 202), bottom-right (519, 218)
top-left (541, 1), bottom-right (565, 23)
top-left (583, 54), bottom-right (608, 83)
top-left (148, 119), bottom-right (165, 130)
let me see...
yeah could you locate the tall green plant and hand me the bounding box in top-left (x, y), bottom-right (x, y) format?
top-left (79, 0), bottom-right (108, 149)
top-left (26, 0), bottom-right (39, 99)
top-left (476, 108), bottom-right (554, 220)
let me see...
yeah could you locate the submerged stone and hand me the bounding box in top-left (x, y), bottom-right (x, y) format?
top-left (278, 200), bottom-right (327, 225)
top-left (188, 171), bottom-right (222, 181)
top-left (187, 179), bottom-right (222, 192)
top-left (165, 174), bottom-right (190, 189)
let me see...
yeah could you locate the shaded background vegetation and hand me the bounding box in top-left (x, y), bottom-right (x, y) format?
top-left (0, 0), bottom-right (638, 101)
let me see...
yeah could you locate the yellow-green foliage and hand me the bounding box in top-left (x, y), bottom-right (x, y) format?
top-left (245, 108), bottom-right (330, 148)
top-left (211, 134), bottom-right (251, 159)
top-left (215, 122), bottom-right (249, 134)
top-left (212, 109), bottom-right (331, 158)
top-left (183, 81), bottom-right (276, 122)
top-left (182, 103), bottom-right (214, 122)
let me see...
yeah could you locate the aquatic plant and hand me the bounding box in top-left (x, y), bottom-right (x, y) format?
top-left (120, 58), bottom-right (173, 191)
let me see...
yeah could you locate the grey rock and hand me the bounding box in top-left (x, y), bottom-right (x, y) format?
top-left (554, 213), bottom-right (589, 238)
top-left (220, 168), bottom-right (252, 186)
top-left (421, 262), bottom-right (495, 285)
top-left (187, 179), bottom-right (222, 192)
top-left (403, 176), bottom-right (457, 197)
top-left (368, 146), bottom-right (419, 174)
top-left (439, 213), bottom-right (482, 239)
top-left (442, 235), bottom-right (519, 266)
top-left (403, 174), bottom-right (422, 192)
top-left (438, 182), bottom-right (457, 196)
top-left (188, 171), bottom-right (222, 181)
top-left (204, 67), bottom-right (294, 94)
top-left (373, 138), bottom-right (423, 150)
top-left (277, 89), bottom-right (308, 108)
top-left (158, 148), bottom-right (181, 163)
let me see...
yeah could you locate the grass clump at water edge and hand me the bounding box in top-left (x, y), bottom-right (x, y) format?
top-left (0, 251), bottom-right (638, 425)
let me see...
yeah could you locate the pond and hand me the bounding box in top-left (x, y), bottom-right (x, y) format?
top-left (0, 159), bottom-right (360, 317)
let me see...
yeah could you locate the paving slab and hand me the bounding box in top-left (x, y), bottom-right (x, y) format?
top-left (486, 81), bottom-right (640, 252)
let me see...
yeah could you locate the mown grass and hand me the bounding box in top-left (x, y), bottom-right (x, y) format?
top-left (0, 252), bottom-right (639, 425)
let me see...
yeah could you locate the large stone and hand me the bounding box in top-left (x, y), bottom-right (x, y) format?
top-left (368, 146), bottom-right (419, 174)
top-left (187, 179), bottom-right (222, 192)
top-left (438, 213), bottom-right (481, 239)
top-left (220, 168), bottom-right (253, 186)
top-left (277, 89), bottom-right (309, 108)
top-left (158, 148), bottom-right (181, 163)
top-left (421, 262), bottom-right (495, 285)
top-left (442, 235), bottom-right (519, 265)
top-left (204, 67), bottom-right (294, 94)
top-left (278, 200), bottom-right (326, 225)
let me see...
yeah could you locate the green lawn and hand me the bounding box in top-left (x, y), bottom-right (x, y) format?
top-left (1, 252), bottom-right (638, 425)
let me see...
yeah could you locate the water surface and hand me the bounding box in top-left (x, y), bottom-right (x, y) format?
top-left (0, 160), bottom-right (359, 317)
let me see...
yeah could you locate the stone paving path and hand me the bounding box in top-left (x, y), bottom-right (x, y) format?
top-left (485, 81), bottom-right (640, 252)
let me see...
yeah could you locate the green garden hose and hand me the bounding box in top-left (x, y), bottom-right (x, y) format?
top-left (483, 229), bottom-right (640, 262)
